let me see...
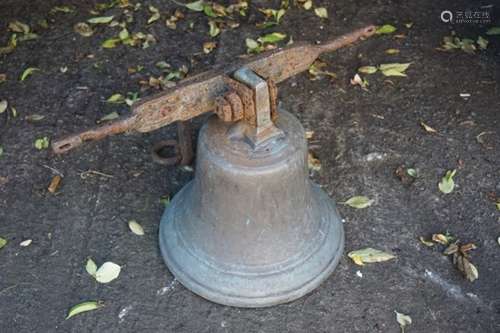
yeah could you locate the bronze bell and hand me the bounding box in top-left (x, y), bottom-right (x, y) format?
top-left (159, 68), bottom-right (344, 307)
top-left (50, 26), bottom-right (377, 307)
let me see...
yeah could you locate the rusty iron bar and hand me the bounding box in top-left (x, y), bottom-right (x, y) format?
top-left (52, 25), bottom-right (376, 155)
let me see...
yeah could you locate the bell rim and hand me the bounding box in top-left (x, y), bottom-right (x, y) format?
top-left (159, 182), bottom-right (344, 308)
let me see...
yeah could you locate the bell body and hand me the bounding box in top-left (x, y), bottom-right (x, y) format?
top-left (159, 109), bottom-right (344, 307)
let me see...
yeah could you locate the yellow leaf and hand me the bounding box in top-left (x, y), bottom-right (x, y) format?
top-left (385, 48), bottom-right (400, 55)
top-left (87, 16), bottom-right (114, 24)
top-left (420, 121), bottom-right (437, 133)
top-left (348, 248), bottom-right (396, 265)
top-left (342, 196), bottom-right (374, 209)
top-left (66, 301), bottom-right (103, 320)
top-left (20, 67), bottom-right (39, 81)
top-left (314, 7), bottom-right (328, 18)
top-left (102, 38), bottom-right (121, 48)
top-left (358, 66), bottom-right (377, 74)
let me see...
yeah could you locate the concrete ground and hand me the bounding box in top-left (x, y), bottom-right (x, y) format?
top-left (0, 0), bottom-right (499, 332)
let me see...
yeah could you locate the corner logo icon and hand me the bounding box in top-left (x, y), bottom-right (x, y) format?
top-left (441, 10), bottom-right (453, 23)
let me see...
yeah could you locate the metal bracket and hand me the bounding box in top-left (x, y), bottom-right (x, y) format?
top-left (232, 67), bottom-right (283, 147)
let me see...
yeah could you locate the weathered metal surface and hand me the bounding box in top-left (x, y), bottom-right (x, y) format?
top-left (151, 121), bottom-right (193, 166)
top-left (52, 25), bottom-right (375, 154)
top-left (159, 109), bottom-right (344, 307)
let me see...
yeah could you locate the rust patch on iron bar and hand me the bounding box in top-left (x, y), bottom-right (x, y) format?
top-left (52, 25), bottom-right (376, 155)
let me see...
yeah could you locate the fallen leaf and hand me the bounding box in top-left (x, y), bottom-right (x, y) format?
top-left (102, 38), bottom-right (121, 48)
top-left (48, 175), bottom-right (62, 193)
top-left (477, 36), bottom-right (488, 50)
top-left (106, 94), bottom-right (125, 103)
top-left (87, 16), bottom-right (114, 24)
top-left (350, 73), bottom-right (368, 90)
top-left (74, 22), bottom-right (94, 37)
top-left (308, 59), bottom-right (336, 80)
top-left (305, 130), bottom-right (314, 139)
top-left (34, 137), bottom-right (50, 150)
top-left (86, 258), bottom-right (97, 277)
top-left (66, 301), bottom-right (103, 320)
top-left (405, 22), bottom-right (413, 28)
top-left (455, 255), bottom-right (478, 282)
top-left (406, 168), bottom-right (417, 178)
top-left (245, 38), bottom-right (261, 53)
top-left (432, 233), bottom-right (451, 245)
top-left (128, 220), bottom-right (145, 236)
top-left (385, 48), bottom-right (400, 55)
top-left (20, 239), bottom-right (32, 247)
top-left (20, 67), bottom-right (39, 81)
top-left (303, 0), bottom-right (312, 10)
top-left (50, 5), bottom-right (74, 14)
top-left (0, 73), bottom-right (6, 83)
top-left (379, 63), bottom-right (411, 77)
top-left (314, 7), bottom-right (328, 19)
top-left (258, 32), bottom-right (287, 44)
top-left (0, 237), bottom-right (6, 249)
top-left (486, 27), bottom-right (500, 35)
top-left (438, 169), bottom-right (456, 194)
top-left (185, 0), bottom-right (205, 12)
top-left (376, 24), bottom-right (396, 34)
top-left (348, 248), bottom-right (396, 265)
top-left (97, 112), bottom-right (119, 123)
top-left (308, 152), bottom-right (321, 171)
top-left (119, 28), bottom-right (129, 40)
top-left (342, 196), bottom-right (374, 209)
top-left (95, 262), bottom-right (121, 283)
top-left (26, 114), bottom-right (45, 122)
top-left (0, 100), bottom-right (7, 114)
top-left (0, 146), bottom-right (3, 157)
top-left (0, 34), bottom-right (17, 55)
top-left (358, 66), bottom-right (377, 74)
top-left (395, 311), bottom-right (412, 333)
top-left (9, 20), bottom-right (30, 34)
top-left (208, 20), bottom-right (220, 37)
top-left (443, 243), bottom-right (459, 255)
top-left (420, 121), bottom-right (437, 133)
top-left (160, 195), bottom-right (170, 207)
top-left (419, 237), bottom-right (434, 247)
top-left (148, 5), bottom-right (160, 24)
top-left (203, 41), bottom-right (217, 54)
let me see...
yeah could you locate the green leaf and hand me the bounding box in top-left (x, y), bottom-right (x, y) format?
top-left (128, 220), bottom-right (145, 236)
top-left (258, 32), bottom-right (286, 44)
top-left (34, 137), bottom-right (50, 150)
top-left (118, 28), bottom-right (129, 40)
top-left (348, 248), bottom-right (396, 265)
top-left (486, 27), bottom-right (500, 35)
top-left (314, 7), bottom-right (328, 19)
top-left (66, 301), bottom-right (103, 320)
top-left (379, 63), bottom-right (411, 77)
top-left (0, 100), bottom-right (7, 114)
top-left (357, 66), bottom-right (377, 74)
top-left (97, 111), bottom-right (119, 123)
top-left (342, 196), bottom-right (374, 209)
top-left (376, 24), bottom-right (396, 34)
top-left (0, 237), bottom-right (7, 249)
top-left (51, 5), bottom-right (74, 14)
top-left (438, 169), bottom-right (456, 194)
top-left (406, 168), bottom-right (417, 178)
top-left (477, 36), bottom-right (488, 50)
top-left (102, 38), bottom-right (121, 48)
top-left (106, 94), bottom-right (125, 103)
top-left (0, 145), bottom-right (3, 158)
top-left (26, 114), bottom-right (45, 122)
top-left (20, 67), bottom-right (39, 81)
top-left (245, 38), bottom-right (259, 50)
top-left (185, 0), bottom-right (205, 12)
top-left (87, 16), bottom-right (114, 24)
top-left (395, 311), bottom-right (412, 333)
top-left (95, 262), bottom-right (121, 283)
top-left (203, 4), bottom-right (217, 17)
top-left (496, 202), bottom-right (500, 211)
top-left (85, 258), bottom-right (97, 277)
